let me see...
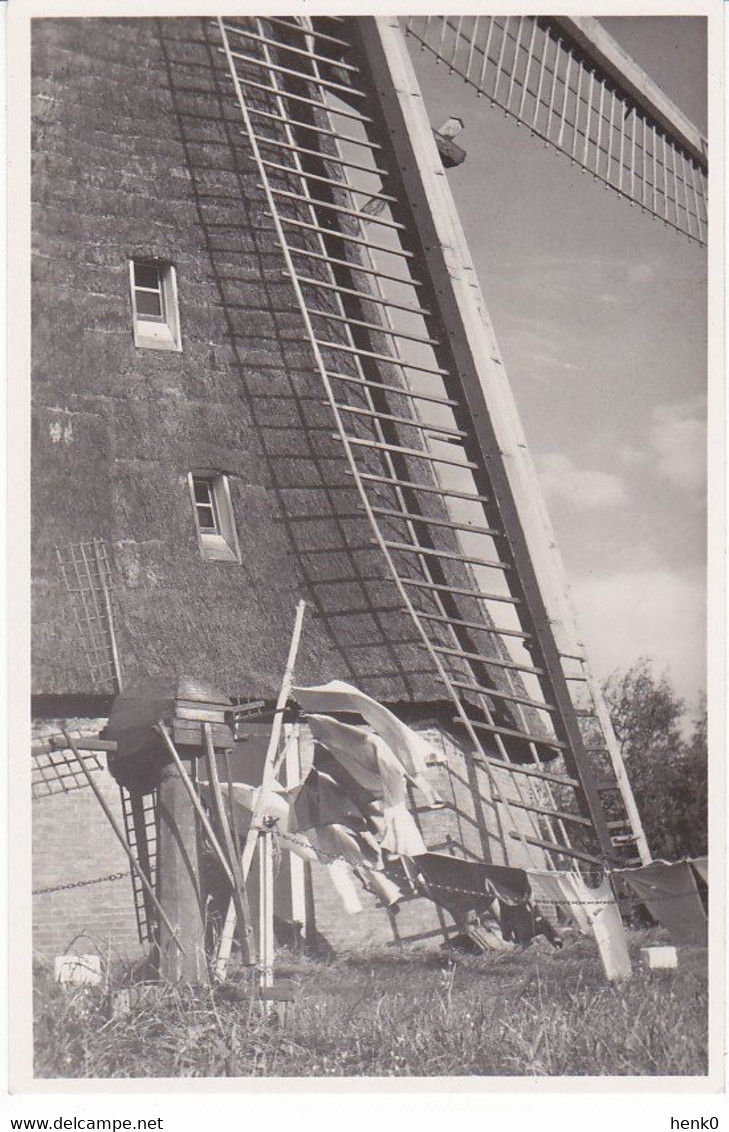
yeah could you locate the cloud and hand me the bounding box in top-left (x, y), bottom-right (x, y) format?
top-left (628, 262), bottom-right (655, 285)
top-left (616, 443), bottom-right (647, 468)
top-left (571, 567), bottom-right (706, 703)
top-left (650, 398), bottom-right (706, 496)
top-left (536, 453), bottom-right (628, 510)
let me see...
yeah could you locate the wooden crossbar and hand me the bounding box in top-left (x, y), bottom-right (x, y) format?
top-left (261, 160), bottom-right (397, 203)
top-left (223, 46), bottom-right (368, 99)
top-left (416, 610), bottom-right (529, 641)
top-left (458, 716), bottom-right (566, 751)
top-left (508, 830), bottom-right (603, 867)
top-left (272, 215), bottom-right (415, 258)
top-left (266, 186), bottom-right (404, 230)
top-left (339, 433), bottom-right (478, 470)
top-left (334, 402), bottom-right (464, 438)
top-left (285, 249), bottom-right (419, 287)
top-left (383, 538), bottom-right (509, 572)
top-left (310, 307), bottom-right (440, 346)
top-left (230, 73), bottom-right (371, 123)
top-left (477, 753), bottom-right (579, 789)
top-left (368, 505), bottom-right (497, 538)
top-left (493, 793), bottom-right (592, 828)
top-left (219, 22), bottom-right (360, 72)
top-left (263, 15), bottom-right (353, 48)
top-left (260, 135), bottom-right (389, 176)
top-left (352, 471), bottom-right (488, 504)
top-left (443, 676), bottom-right (555, 714)
top-left (249, 107), bottom-right (381, 149)
top-left (292, 274), bottom-right (430, 317)
top-left (404, 577), bottom-right (519, 604)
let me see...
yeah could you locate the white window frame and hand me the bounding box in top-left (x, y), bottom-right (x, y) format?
top-left (187, 472), bottom-right (241, 563)
top-left (130, 259), bottom-right (182, 352)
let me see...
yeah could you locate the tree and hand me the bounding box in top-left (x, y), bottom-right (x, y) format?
top-left (601, 659), bottom-right (707, 860)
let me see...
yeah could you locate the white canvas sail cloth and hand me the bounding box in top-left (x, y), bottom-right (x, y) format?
top-left (528, 870), bottom-right (632, 981)
top-left (215, 781), bottom-right (401, 913)
top-left (305, 713), bottom-right (428, 857)
top-left (293, 680), bottom-right (443, 807)
top-left (211, 782), bottom-right (367, 914)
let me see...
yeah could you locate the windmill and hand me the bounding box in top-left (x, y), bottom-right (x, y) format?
top-left (29, 14), bottom-right (707, 977)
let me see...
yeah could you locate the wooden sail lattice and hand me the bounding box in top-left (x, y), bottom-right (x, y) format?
top-left (119, 785), bottom-right (159, 944)
top-left (55, 539), bottom-right (123, 695)
top-left (216, 13), bottom-right (651, 872)
top-left (403, 15), bottom-right (708, 248)
top-left (31, 737), bottom-right (104, 800)
top-left (32, 541), bottom-right (119, 799)
top-left (34, 539), bottom-right (159, 943)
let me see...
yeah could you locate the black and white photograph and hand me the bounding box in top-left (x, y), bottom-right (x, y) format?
top-left (10, 3), bottom-right (721, 1093)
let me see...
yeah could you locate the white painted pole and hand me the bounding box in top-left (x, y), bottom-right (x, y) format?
top-left (284, 723), bottom-right (307, 936)
top-left (258, 828), bottom-right (275, 1014)
top-left (214, 600), bottom-right (307, 979)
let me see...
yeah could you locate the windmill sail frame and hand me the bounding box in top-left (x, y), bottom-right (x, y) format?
top-left (404, 14), bottom-right (707, 247)
top-left (217, 13), bottom-right (652, 870)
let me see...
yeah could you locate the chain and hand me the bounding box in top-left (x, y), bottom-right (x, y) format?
top-left (30, 835), bottom-right (702, 910)
top-left (32, 871), bottom-right (129, 896)
top-left (274, 828), bottom-right (702, 908)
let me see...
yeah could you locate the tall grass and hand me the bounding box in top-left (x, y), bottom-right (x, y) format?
top-left (34, 931), bottom-right (707, 1079)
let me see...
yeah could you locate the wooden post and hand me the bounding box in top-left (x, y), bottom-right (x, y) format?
top-left (202, 724), bottom-right (257, 967)
top-left (258, 828), bottom-right (275, 1015)
top-left (156, 758), bottom-right (208, 984)
top-left (284, 723), bottom-right (307, 939)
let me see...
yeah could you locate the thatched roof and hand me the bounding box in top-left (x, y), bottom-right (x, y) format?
top-left (31, 18), bottom-right (547, 757)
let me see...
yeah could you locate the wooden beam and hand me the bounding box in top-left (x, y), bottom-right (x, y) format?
top-left (355, 16), bottom-right (617, 860)
top-left (507, 830), bottom-right (604, 867)
top-left (156, 760), bottom-right (207, 984)
top-left (202, 724), bottom-right (256, 967)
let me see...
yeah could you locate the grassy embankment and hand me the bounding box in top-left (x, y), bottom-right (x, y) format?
top-left (34, 929), bottom-right (707, 1079)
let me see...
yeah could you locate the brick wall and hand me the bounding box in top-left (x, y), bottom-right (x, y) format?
top-left (32, 718), bottom-right (548, 959)
top-left (32, 720), bottom-right (144, 962)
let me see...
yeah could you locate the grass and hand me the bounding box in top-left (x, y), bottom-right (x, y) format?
top-left (33, 929), bottom-right (708, 1079)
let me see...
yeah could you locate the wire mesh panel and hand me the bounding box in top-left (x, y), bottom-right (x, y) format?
top-left (403, 15), bottom-right (707, 247)
top-left (214, 14), bottom-right (647, 872)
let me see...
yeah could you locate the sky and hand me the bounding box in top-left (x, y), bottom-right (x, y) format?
top-left (410, 18), bottom-right (708, 710)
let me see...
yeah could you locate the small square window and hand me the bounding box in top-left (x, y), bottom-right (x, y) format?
top-left (188, 473), bottom-right (241, 563)
top-left (130, 259), bottom-right (181, 352)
